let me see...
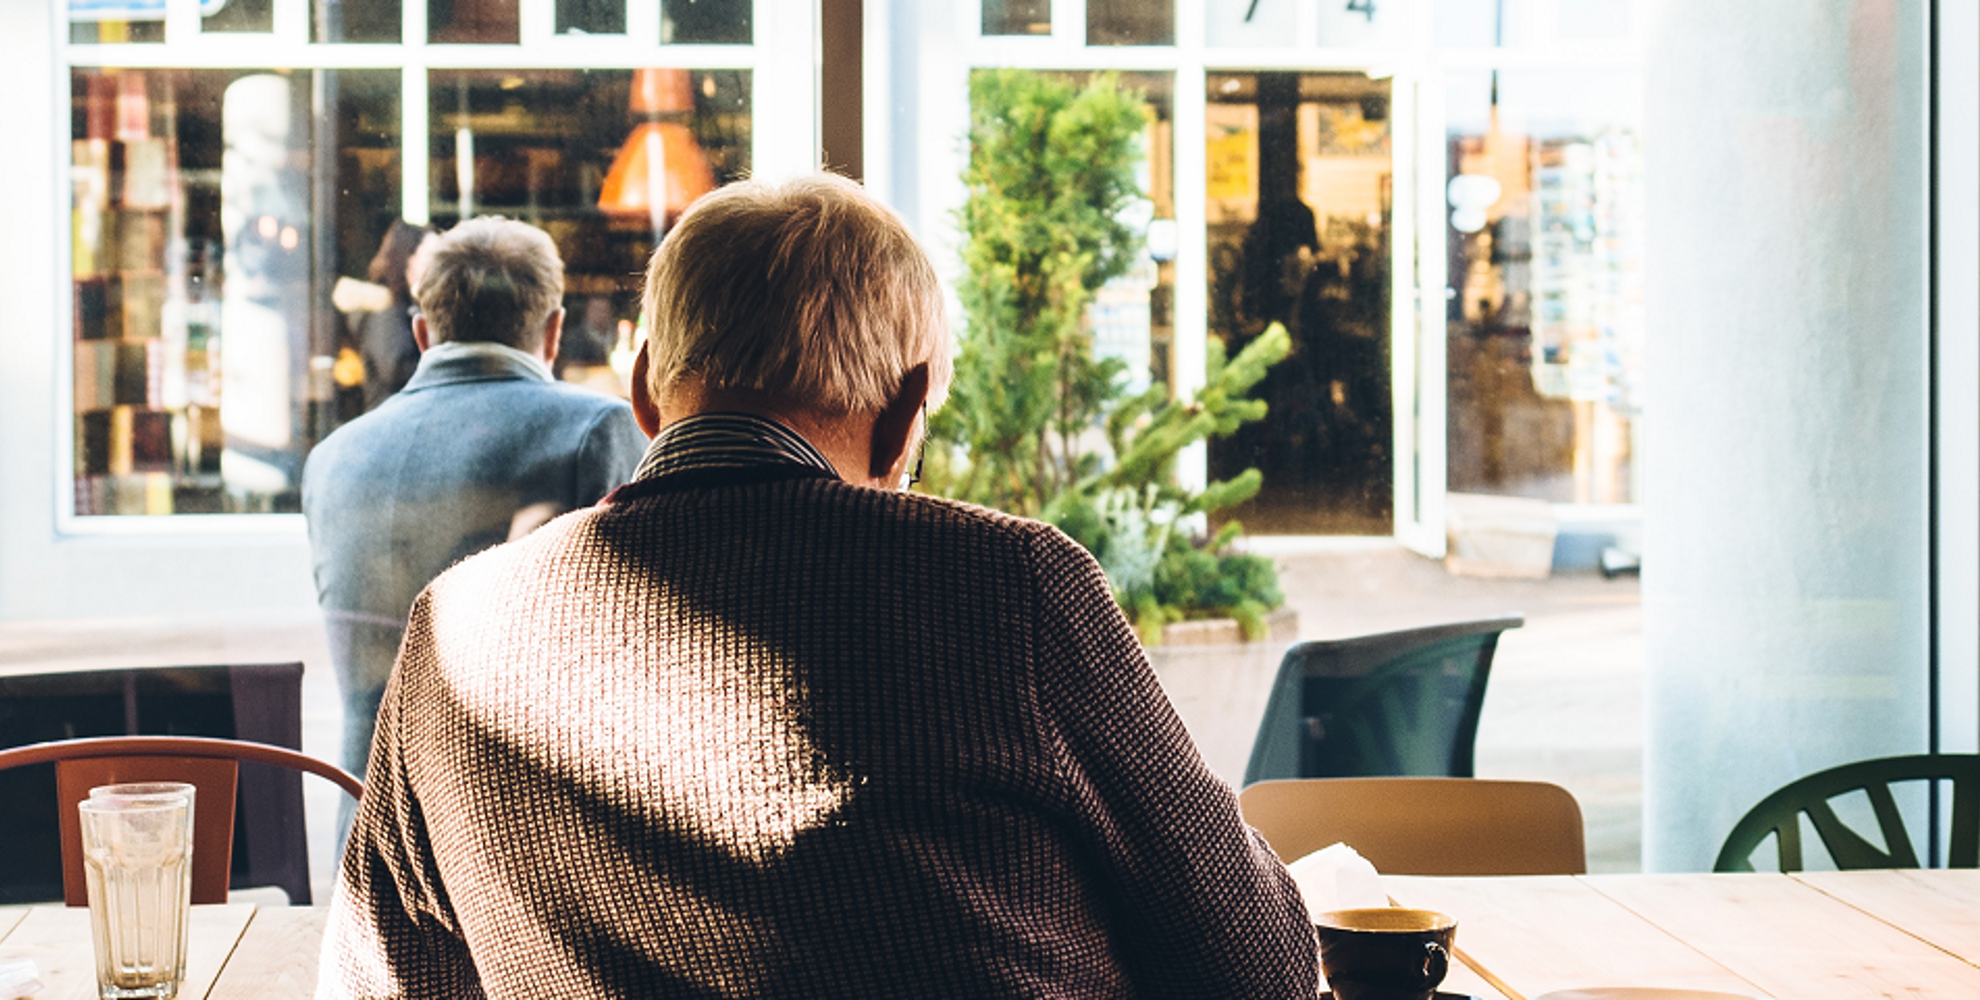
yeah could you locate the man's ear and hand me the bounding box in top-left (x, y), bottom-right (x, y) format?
top-left (869, 363), bottom-right (931, 483)
top-left (540, 308), bottom-right (565, 363)
top-left (629, 347), bottom-right (661, 439)
top-left (412, 313), bottom-right (432, 352)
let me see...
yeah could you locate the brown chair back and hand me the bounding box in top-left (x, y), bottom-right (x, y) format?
top-left (0, 736), bottom-right (363, 907)
top-left (55, 756), bottom-right (240, 906)
top-left (1239, 777), bottom-right (1587, 876)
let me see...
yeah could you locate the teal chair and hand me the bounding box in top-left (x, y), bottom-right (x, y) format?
top-left (1243, 615), bottom-right (1522, 786)
top-left (1714, 754), bottom-right (1980, 872)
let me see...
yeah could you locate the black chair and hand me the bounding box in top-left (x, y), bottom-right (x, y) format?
top-left (0, 662), bottom-right (318, 903)
top-left (1243, 616), bottom-right (1522, 786)
top-left (1714, 754), bottom-right (1980, 872)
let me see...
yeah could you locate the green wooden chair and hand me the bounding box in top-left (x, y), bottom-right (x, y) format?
top-left (1243, 615), bottom-right (1522, 786)
top-left (1713, 754), bottom-right (1980, 872)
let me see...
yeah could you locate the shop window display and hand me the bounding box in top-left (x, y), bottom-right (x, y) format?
top-left (66, 56), bottom-right (750, 516)
top-left (1205, 72), bottom-right (1394, 535)
top-left (426, 67), bottom-right (751, 381)
top-left (70, 68), bottom-right (401, 515)
top-left (1443, 70), bottom-right (1643, 504)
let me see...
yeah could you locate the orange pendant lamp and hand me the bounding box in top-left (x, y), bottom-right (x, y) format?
top-left (598, 69), bottom-right (717, 231)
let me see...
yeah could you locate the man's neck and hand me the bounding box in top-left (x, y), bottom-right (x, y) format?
top-left (658, 384), bottom-right (882, 488)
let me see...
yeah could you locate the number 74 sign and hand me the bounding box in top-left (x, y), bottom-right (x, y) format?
top-left (1244, 0), bottom-right (1379, 23)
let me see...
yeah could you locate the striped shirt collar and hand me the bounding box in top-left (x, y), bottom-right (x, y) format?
top-left (630, 412), bottom-right (841, 485)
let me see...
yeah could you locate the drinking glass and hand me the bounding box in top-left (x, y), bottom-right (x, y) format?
top-left (79, 784), bottom-right (195, 999)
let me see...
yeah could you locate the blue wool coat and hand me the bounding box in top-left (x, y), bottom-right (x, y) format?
top-left (302, 345), bottom-right (647, 777)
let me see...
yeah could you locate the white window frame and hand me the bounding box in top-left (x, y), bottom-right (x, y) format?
top-left (1934, 0), bottom-right (1979, 755)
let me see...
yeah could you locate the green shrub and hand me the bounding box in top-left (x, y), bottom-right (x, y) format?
top-left (928, 68), bottom-right (1289, 645)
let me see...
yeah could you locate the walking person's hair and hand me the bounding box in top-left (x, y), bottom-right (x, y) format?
top-left (416, 217), bottom-right (565, 351)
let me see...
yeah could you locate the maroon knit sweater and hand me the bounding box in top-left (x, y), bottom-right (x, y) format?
top-left (319, 469), bottom-right (1319, 998)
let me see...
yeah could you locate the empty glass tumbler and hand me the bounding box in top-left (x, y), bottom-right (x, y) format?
top-left (79, 783), bottom-right (195, 999)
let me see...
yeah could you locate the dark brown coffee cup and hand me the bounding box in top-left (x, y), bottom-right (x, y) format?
top-left (1314, 908), bottom-right (1456, 1000)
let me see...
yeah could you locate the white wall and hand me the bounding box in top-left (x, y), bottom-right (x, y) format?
top-left (1642, 0), bottom-right (1933, 871)
top-left (0, 2), bottom-right (317, 625)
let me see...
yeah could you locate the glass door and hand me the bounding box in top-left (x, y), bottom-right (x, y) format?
top-left (1203, 70), bottom-right (1397, 536)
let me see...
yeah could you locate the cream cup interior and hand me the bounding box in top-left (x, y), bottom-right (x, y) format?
top-left (1315, 908), bottom-right (1456, 933)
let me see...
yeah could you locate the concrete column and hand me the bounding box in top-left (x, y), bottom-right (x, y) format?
top-left (1642, 0), bottom-right (1930, 871)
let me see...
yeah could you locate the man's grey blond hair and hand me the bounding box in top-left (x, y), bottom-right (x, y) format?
top-left (416, 216), bottom-right (565, 351)
top-left (641, 174), bottom-right (950, 415)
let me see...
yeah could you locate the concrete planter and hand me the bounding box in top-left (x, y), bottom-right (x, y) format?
top-left (1143, 608), bottom-right (1297, 787)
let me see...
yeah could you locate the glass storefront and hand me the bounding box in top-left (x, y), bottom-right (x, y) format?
top-left (1205, 71), bottom-right (1395, 535)
top-left (62, 0), bottom-right (768, 517)
top-left (1444, 71), bottom-right (1644, 504)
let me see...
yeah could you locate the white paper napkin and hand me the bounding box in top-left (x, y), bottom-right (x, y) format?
top-left (1287, 842), bottom-right (1388, 915)
top-left (0, 960), bottom-right (42, 998)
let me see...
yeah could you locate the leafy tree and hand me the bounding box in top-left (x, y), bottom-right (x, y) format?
top-left (927, 68), bottom-right (1290, 644)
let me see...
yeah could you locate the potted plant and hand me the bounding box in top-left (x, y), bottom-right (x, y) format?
top-left (926, 68), bottom-right (1292, 646)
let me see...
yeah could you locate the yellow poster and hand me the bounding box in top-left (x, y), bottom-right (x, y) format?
top-left (1205, 103), bottom-right (1258, 223)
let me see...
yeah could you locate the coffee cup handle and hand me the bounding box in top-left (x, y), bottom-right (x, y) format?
top-left (1422, 941), bottom-right (1449, 986)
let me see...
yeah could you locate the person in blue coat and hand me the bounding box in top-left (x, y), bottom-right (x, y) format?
top-left (303, 216), bottom-right (647, 789)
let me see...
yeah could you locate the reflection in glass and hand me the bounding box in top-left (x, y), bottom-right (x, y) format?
top-left (68, 68), bottom-right (400, 515)
top-left (428, 0), bottom-right (518, 44)
top-left (1088, 0), bottom-right (1171, 46)
top-left (982, 0), bottom-right (1050, 36)
top-left (1444, 71), bottom-right (1643, 504)
top-left (314, 0), bottom-right (402, 42)
top-left (558, 0), bottom-right (625, 35)
top-left (429, 68), bottom-right (750, 389)
top-left (661, 0), bottom-right (750, 44)
top-left (1206, 73), bottom-right (1393, 535)
top-left (203, 0), bottom-right (274, 32)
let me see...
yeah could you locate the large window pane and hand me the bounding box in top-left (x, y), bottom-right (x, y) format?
top-left (69, 68), bottom-right (400, 516)
top-left (429, 0), bottom-right (518, 44)
top-left (1433, 0), bottom-right (1636, 48)
top-left (203, 0), bottom-right (274, 33)
top-left (1444, 70), bottom-right (1644, 503)
top-left (1205, 0), bottom-right (1293, 49)
top-left (314, 0), bottom-right (403, 43)
top-left (427, 68), bottom-right (749, 384)
top-left (661, 0), bottom-right (750, 44)
top-left (69, 0), bottom-right (167, 44)
top-left (1088, 0), bottom-right (1171, 46)
top-left (982, 0), bottom-right (1050, 37)
top-left (1205, 72), bottom-right (1393, 534)
top-left (558, 0), bottom-right (625, 36)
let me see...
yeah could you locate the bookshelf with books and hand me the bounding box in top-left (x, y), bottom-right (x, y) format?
top-left (71, 69), bottom-right (202, 516)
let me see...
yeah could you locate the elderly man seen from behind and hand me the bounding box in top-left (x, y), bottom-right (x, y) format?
top-left (319, 174), bottom-right (1320, 999)
top-left (303, 216), bottom-right (645, 793)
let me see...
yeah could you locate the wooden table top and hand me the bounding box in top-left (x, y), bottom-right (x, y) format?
top-left (1386, 869), bottom-right (1980, 999)
top-left (0, 903), bottom-right (325, 999)
top-left (7, 870), bottom-right (1978, 998)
